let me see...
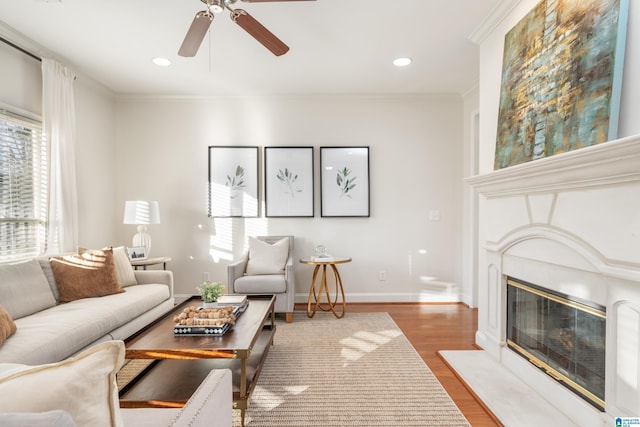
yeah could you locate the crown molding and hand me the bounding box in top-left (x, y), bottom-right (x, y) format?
top-left (468, 0), bottom-right (522, 44)
top-left (0, 20), bottom-right (46, 60)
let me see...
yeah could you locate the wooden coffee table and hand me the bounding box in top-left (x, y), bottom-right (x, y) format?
top-left (119, 295), bottom-right (276, 426)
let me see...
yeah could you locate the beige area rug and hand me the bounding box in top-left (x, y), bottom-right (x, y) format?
top-left (117, 312), bottom-right (470, 426)
top-left (235, 311), bottom-right (470, 426)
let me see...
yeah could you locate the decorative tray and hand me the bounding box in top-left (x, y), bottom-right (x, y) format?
top-left (173, 305), bottom-right (241, 336)
top-left (174, 322), bottom-right (232, 336)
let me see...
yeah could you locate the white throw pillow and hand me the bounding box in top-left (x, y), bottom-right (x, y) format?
top-left (0, 259), bottom-right (56, 319)
top-left (0, 410), bottom-right (77, 427)
top-left (245, 237), bottom-right (289, 275)
top-left (113, 246), bottom-right (138, 287)
top-left (0, 340), bottom-right (125, 427)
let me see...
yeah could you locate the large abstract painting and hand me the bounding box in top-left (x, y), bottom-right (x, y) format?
top-left (494, 0), bottom-right (629, 170)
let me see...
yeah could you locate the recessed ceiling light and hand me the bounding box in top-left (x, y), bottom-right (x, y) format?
top-left (393, 57), bottom-right (413, 67)
top-left (152, 57), bottom-right (171, 67)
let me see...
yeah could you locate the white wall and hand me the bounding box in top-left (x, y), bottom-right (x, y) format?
top-left (0, 40), bottom-right (41, 115)
top-left (1, 25), bottom-right (469, 304)
top-left (462, 87), bottom-right (480, 307)
top-left (619, 0), bottom-right (640, 137)
top-left (114, 95), bottom-right (465, 301)
top-left (74, 77), bottom-right (118, 248)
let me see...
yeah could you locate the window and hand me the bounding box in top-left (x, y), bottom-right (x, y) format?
top-left (0, 109), bottom-right (47, 261)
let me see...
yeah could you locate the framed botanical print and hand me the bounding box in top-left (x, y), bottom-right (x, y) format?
top-left (208, 146), bottom-right (259, 217)
top-left (320, 146), bottom-right (370, 217)
top-left (264, 146), bottom-right (314, 217)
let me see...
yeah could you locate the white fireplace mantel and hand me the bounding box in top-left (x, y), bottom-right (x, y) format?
top-left (466, 134), bottom-right (640, 198)
top-left (460, 133), bottom-right (640, 426)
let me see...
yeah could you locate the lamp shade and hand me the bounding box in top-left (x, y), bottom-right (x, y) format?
top-left (123, 201), bottom-right (160, 225)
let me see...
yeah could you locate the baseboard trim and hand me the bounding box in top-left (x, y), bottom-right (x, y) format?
top-left (294, 292), bottom-right (463, 304)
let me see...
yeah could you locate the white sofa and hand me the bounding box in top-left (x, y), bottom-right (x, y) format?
top-left (0, 340), bottom-right (232, 427)
top-left (120, 369), bottom-right (232, 427)
top-left (0, 248), bottom-right (175, 365)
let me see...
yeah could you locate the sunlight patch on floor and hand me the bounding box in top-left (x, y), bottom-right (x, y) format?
top-left (284, 385), bottom-right (309, 395)
top-left (250, 386), bottom-right (285, 410)
top-left (340, 329), bottom-right (402, 364)
top-left (251, 384), bottom-right (310, 411)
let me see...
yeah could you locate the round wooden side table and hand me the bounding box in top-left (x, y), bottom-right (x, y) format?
top-left (299, 257), bottom-right (351, 319)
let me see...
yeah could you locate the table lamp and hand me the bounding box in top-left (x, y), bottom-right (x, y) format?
top-left (123, 200), bottom-right (160, 257)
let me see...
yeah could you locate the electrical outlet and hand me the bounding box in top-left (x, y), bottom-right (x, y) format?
top-left (203, 272), bottom-right (210, 282)
top-left (379, 270), bottom-right (386, 281)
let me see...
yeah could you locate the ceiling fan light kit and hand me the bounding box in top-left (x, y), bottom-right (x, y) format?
top-left (178, 0), bottom-right (314, 58)
top-left (208, 0), bottom-right (225, 13)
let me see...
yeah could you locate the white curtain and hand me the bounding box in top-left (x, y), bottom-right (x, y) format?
top-left (42, 58), bottom-right (78, 254)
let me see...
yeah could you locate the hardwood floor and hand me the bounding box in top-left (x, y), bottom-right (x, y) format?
top-left (295, 302), bottom-right (500, 426)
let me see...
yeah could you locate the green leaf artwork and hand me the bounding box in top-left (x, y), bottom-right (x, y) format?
top-left (226, 165), bottom-right (246, 198)
top-left (336, 167), bottom-right (357, 197)
top-left (276, 167), bottom-right (302, 198)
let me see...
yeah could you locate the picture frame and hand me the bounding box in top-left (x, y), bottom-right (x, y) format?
top-left (264, 146), bottom-right (314, 217)
top-left (208, 146), bottom-right (260, 217)
top-left (127, 246), bottom-right (147, 260)
top-left (320, 146), bottom-right (370, 217)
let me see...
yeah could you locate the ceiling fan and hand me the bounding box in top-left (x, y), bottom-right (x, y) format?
top-left (178, 0), bottom-right (315, 58)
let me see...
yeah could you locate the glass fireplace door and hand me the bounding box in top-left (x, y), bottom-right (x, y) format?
top-left (506, 278), bottom-right (606, 410)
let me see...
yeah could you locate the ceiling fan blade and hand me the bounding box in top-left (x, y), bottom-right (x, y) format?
top-left (178, 10), bottom-right (214, 57)
top-left (231, 9), bottom-right (289, 56)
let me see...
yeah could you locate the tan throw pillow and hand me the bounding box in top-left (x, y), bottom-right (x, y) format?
top-left (0, 305), bottom-right (17, 347)
top-left (50, 247), bottom-right (124, 303)
top-left (245, 237), bottom-right (289, 275)
top-left (112, 246), bottom-right (137, 287)
top-left (0, 340), bottom-right (125, 427)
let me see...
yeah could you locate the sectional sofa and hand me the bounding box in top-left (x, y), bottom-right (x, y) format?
top-left (0, 247), bottom-right (235, 426)
top-left (0, 246), bottom-right (175, 365)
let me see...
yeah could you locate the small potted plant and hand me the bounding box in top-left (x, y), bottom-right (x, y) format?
top-left (196, 281), bottom-right (225, 308)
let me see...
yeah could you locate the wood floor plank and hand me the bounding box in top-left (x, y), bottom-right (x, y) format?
top-left (295, 302), bottom-right (500, 426)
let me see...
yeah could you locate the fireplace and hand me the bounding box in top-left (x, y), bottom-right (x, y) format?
top-left (466, 136), bottom-right (640, 425)
top-left (506, 277), bottom-right (606, 410)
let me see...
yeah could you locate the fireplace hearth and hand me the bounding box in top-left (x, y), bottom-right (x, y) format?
top-left (507, 277), bottom-right (606, 410)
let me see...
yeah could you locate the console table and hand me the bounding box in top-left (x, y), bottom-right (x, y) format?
top-left (130, 256), bottom-right (171, 270)
top-left (299, 257), bottom-right (351, 319)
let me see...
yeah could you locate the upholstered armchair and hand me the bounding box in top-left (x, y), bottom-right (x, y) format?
top-left (227, 236), bottom-right (295, 323)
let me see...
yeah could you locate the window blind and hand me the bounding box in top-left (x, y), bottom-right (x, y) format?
top-left (0, 109), bottom-right (47, 261)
